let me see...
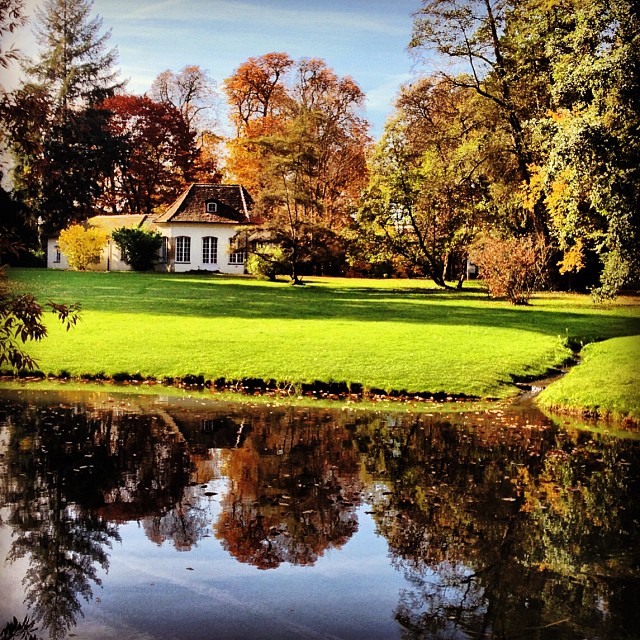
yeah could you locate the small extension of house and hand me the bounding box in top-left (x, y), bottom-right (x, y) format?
top-left (47, 183), bottom-right (256, 275)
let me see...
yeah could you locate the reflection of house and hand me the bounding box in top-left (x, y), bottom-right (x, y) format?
top-left (47, 184), bottom-right (255, 274)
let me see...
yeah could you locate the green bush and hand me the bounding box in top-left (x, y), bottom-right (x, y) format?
top-left (246, 247), bottom-right (287, 281)
top-left (112, 227), bottom-right (163, 271)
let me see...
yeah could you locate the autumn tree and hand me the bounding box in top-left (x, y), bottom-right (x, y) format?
top-left (98, 94), bottom-right (198, 213)
top-left (224, 54), bottom-right (369, 281)
top-left (356, 78), bottom-right (483, 288)
top-left (0, 0), bottom-right (27, 70)
top-left (410, 0), bottom-right (544, 232)
top-left (224, 52), bottom-right (293, 133)
top-left (470, 232), bottom-right (549, 304)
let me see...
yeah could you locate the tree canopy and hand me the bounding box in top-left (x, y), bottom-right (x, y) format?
top-left (0, 1), bottom-right (637, 299)
top-left (223, 53), bottom-right (370, 282)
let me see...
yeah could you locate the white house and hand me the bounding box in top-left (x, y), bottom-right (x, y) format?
top-left (47, 184), bottom-right (256, 274)
top-left (153, 183), bottom-right (254, 274)
top-left (47, 214), bottom-right (148, 271)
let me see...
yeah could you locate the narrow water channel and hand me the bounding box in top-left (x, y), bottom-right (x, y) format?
top-left (0, 387), bottom-right (638, 639)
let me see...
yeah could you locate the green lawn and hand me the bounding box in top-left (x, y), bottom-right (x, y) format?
top-left (5, 269), bottom-right (640, 410)
top-left (538, 335), bottom-right (640, 421)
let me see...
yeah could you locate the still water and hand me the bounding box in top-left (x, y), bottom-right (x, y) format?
top-left (0, 387), bottom-right (638, 640)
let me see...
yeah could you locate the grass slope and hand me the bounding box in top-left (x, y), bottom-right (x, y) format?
top-left (6, 269), bottom-right (640, 402)
top-left (538, 335), bottom-right (640, 422)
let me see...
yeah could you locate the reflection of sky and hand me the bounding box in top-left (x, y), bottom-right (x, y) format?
top-left (79, 505), bottom-right (408, 640)
top-left (0, 510), bottom-right (31, 623)
top-left (0, 479), bottom-right (473, 640)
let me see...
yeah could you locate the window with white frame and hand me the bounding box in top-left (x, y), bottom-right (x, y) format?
top-left (176, 236), bottom-right (191, 263)
top-left (53, 245), bottom-right (61, 263)
top-left (202, 236), bottom-right (218, 264)
top-left (228, 237), bottom-right (245, 264)
top-left (205, 201), bottom-right (218, 213)
top-left (228, 250), bottom-right (245, 265)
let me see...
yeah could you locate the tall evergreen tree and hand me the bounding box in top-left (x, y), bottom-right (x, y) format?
top-left (6, 0), bottom-right (123, 231)
top-left (28, 0), bottom-right (123, 114)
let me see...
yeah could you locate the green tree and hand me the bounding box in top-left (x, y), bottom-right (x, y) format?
top-left (5, 0), bottom-right (123, 231)
top-left (521, 0), bottom-right (640, 298)
top-left (410, 0), bottom-right (640, 297)
top-left (111, 227), bottom-right (163, 271)
top-left (28, 0), bottom-right (123, 111)
top-left (356, 79), bottom-right (482, 288)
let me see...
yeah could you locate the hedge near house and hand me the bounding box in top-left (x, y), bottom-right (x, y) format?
top-left (112, 227), bottom-right (164, 271)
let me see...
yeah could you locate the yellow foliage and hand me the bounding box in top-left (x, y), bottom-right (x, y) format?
top-left (545, 167), bottom-right (575, 231)
top-left (546, 108), bottom-right (569, 123)
top-left (558, 239), bottom-right (585, 274)
top-left (519, 164), bottom-right (544, 213)
top-left (58, 224), bottom-right (108, 271)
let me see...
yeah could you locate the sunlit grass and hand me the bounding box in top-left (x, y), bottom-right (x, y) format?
top-left (538, 335), bottom-right (640, 421)
top-left (5, 269), bottom-right (640, 402)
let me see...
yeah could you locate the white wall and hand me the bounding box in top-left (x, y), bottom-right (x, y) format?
top-left (47, 238), bottom-right (69, 269)
top-left (156, 223), bottom-right (247, 275)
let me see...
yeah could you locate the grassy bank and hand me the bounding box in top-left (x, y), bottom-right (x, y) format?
top-left (5, 269), bottom-right (640, 405)
top-left (538, 335), bottom-right (640, 423)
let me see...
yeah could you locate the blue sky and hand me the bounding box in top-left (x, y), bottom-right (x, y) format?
top-left (3, 0), bottom-right (425, 137)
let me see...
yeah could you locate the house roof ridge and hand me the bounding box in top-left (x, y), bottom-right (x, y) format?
top-left (238, 185), bottom-right (249, 220)
top-left (154, 184), bottom-right (193, 223)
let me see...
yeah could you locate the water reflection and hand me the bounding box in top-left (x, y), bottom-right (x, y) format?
top-left (0, 388), bottom-right (638, 640)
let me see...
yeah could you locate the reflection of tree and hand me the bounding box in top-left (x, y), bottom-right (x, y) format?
top-left (143, 487), bottom-right (210, 552)
top-left (214, 408), bottom-right (362, 568)
top-left (0, 398), bottom-right (193, 639)
top-left (361, 415), bottom-right (640, 639)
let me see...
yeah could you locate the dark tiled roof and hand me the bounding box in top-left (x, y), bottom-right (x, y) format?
top-left (154, 184), bottom-right (254, 225)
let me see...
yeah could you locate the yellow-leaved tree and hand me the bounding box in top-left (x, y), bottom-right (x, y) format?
top-left (57, 225), bottom-right (107, 271)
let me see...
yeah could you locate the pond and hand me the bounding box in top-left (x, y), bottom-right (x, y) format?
top-left (0, 387), bottom-right (638, 640)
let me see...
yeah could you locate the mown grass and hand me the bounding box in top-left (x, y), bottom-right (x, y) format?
top-left (5, 269), bottom-right (640, 405)
top-left (538, 335), bottom-right (640, 422)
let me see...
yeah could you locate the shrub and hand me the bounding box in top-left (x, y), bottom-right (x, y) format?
top-left (246, 247), bottom-right (287, 281)
top-left (111, 227), bottom-right (164, 271)
top-left (471, 233), bottom-right (550, 305)
top-left (57, 224), bottom-right (107, 270)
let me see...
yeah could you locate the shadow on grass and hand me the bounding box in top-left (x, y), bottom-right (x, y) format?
top-left (11, 268), bottom-right (640, 342)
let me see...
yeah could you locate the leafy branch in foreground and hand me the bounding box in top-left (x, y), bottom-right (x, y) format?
top-left (0, 267), bottom-right (80, 371)
top-left (0, 615), bottom-right (41, 640)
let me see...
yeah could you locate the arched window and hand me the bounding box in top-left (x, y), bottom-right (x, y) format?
top-left (205, 201), bottom-right (218, 213)
top-left (176, 236), bottom-right (191, 263)
top-left (202, 236), bottom-right (218, 264)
